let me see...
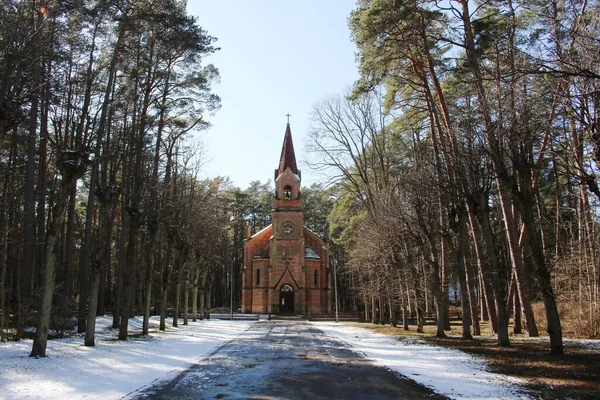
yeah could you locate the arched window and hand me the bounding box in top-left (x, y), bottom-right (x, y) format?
top-left (256, 269), bottom-right (260, 286)
top-left (314, 270), bottom-right (318, 286)
top-left (284, 185), bottom-right (292, 200)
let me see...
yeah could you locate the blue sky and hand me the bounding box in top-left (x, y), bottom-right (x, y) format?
top-left (188, 1), bottom-right (359, 188)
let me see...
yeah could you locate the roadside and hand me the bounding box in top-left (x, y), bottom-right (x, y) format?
top-left (345, 321), bottom-right (600, 400)
top-left (313, 321), bottom-right (531, 400)
top-left (0, 316), bottom-right (255, 400)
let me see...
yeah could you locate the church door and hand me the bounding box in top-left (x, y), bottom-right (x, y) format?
top-left (279, 284), bottom-right (294, 313)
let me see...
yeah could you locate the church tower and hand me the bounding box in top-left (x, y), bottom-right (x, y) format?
top-left (241, 123), bottom-right (331, 315)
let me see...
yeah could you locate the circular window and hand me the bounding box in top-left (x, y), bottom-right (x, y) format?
top-left (280, 221), bottom-right (295, 235)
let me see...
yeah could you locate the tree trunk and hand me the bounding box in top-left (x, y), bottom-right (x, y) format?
top-left (455, 213), bottom-right (473, 340)
top-left (192, 265), bottom-right (200, 322)
top-left (199, 285), bottom-right (206, 320)
top-left (113, 200), bottom-right (127, 329)
top-left (119, 212), bottom-right (139, 340)
top-left (31, 170), bottom-right (84, 356)
top-left (3, 133), bottom-right (19, 341)
top-left (513, 282), bottom-right (522, 334)
top-left (159, 242), bottom-right (172, 331)
top-left (401, 302), bottom-right (409, 330)
top-left (120, 27), bottom-right (154, 341)
top-left (22, 15), bottom-right (43, 323)
top-left (199, 268), bottom-right (208, 319)
top-left (143, 236), bottom-right (157, 335)
top-left (84, 268), bottom-right (101, 347)
top-left (84, 189), bottom-right (116, 345)
top-left (469, 200), bottom-right (510, 346)
top-left (36, 64), bottom-right (50, 294)
top-left (388, 294), bottom-right (396, 327)
top-left (173, 268), bottom-right (181, 328)
top-left (142, 66), bottom-right (170, 334)
top-left (98, 197), bottom-right (117, 316)
top-left (500, 188), bottom-right (539, 337)
top-left (0, 145), bottom-right (11, 342)
top-left (183, 271), bottom-right (189, 325)
top-left (442, 249), bottom-right (451, 331)
top-left (64, 181), bottom-right (77, 300)
top-left (371, 295), bottom-right (377, 324)
top-left (75, 28), bottom-right (103, 334)
top-left (519, 196), bottom-right (563, 354)
top-left (462, 216), bottom-right (480, 336)
top-left (77, 193), bottom-right (93, 333)
top-left (160, 281), bottom-right (168, 331)
top-left (459, 0), bottom-right (538, 341)
top-left (423, 238), bottom-right (446, 337)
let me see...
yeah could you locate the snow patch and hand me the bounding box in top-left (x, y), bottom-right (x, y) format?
top-left (565, 338), bottom-right (600, 349)
top-left (0, 316), bottom-right (254, 400)
top-left (312, 322), bottom-right (531, 400)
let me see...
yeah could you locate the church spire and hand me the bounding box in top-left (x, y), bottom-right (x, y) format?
top-left (276, 123), bottom-right (299, 179)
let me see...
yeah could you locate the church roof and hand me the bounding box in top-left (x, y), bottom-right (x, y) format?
top-left (253, 243), bottom-right (321, 260)
top-left (249, 224), bottom-right (272, 240)
top-left (305, 246), bottom-right (320, 259)
top-left (255, 242), bottom-right (270, 259)
top-left (276, 124), bottom-right (299, 179)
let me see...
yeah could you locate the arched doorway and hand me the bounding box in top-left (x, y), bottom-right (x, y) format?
top-left (279, 284), bottom-right (294, 313)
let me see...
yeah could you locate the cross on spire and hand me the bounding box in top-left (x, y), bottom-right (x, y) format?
top-left (286, 113), bottom-right (291, 125)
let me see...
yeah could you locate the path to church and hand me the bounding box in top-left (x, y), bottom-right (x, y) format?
top-left (138, 320), bottom-right (447, 400)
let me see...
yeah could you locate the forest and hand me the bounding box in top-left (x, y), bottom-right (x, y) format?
top-left (0, 0), bottom-right (599, 360)
top-left (0, 0), bottom-right (234, 356)
top-left (307, 0), bottom-right (600, 356)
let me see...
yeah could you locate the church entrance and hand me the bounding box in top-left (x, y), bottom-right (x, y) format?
top-left (279, 284), bottom-right (294, 313)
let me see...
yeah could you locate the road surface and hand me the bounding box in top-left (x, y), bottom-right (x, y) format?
top-left (137, 320), bottom-right (446, 399)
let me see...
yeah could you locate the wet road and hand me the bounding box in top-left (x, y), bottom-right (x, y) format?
top-left (138, 321), bottom-right (446, 399)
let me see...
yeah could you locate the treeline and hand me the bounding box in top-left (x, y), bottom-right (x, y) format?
top-left (308, 0), bottom-right (600, 354)
top-left (0, 0), bottom-right (231, 357)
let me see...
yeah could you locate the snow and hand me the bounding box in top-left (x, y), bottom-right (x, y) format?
top-left (508, 335), bottom-right (600, 350)
top-left (0, 316), bottom-right (255, 400)
top-left (312, 322), bottom-right (531, 400)
top-left (564, 338), bottom-right (600, 349)
top-left (2, 316), bottom-right (594, 400)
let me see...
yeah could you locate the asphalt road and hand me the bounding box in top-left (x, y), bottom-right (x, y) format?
top-left (137, 320), bottom-right (447, 400)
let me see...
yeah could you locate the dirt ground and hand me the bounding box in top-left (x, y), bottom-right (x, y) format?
top-left (357, 321), bottom-right (600, 400)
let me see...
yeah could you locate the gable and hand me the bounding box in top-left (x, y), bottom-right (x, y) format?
top-left (246, 224), bottom-right (273, 259)
top-left (273, 266), bottom-right (300, 290)
top-left (303, 226), bottom-right (326, 259)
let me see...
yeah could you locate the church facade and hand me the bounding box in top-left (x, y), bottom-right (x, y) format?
top-left (241, 124), bottom-right (331, 314)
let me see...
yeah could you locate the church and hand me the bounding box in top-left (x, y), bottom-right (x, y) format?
top-left (241, 123), bottom-right (331, 314)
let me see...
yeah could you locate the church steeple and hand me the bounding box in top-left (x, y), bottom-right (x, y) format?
top-left (275, 123), bottom-right (299, 180)
top-left (241, 116), bottom-right (331, 316)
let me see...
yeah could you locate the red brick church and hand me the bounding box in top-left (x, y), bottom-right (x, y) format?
top-left (241, 123), bottom-right (331, 314)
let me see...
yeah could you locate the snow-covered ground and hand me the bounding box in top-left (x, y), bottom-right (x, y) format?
top-left (2, 318), bottom-right (596, 400)
top-left (564, 338), bottom-right (600, 349)
top-left (313, 321), bottom-right (531, 400)
top-left (0, 316), bottom-right (254, 400)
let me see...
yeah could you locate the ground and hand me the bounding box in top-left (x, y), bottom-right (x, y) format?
top-left (139, 321), bottom-right (446, 399)
top-left (0, 316), bottom-right (598, 399)
top-left (356, 321), bottom-right (600, 400)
